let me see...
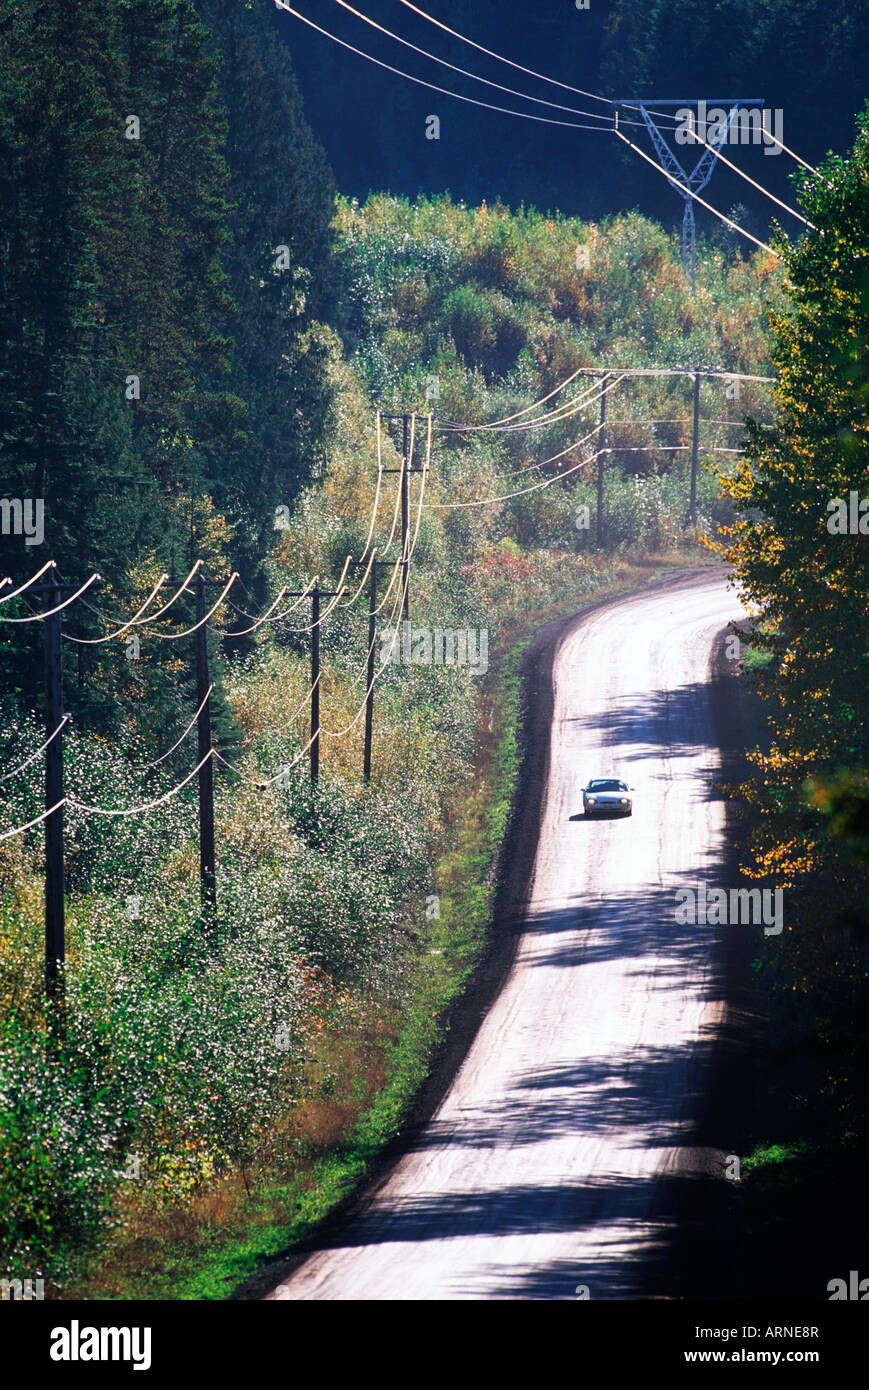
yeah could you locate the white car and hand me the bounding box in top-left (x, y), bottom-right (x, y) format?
top-left (582, 778), bottom-right (634, 817)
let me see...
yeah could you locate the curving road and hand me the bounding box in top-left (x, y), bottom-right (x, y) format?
top-left (268, 570), bottom-right (747, 1300)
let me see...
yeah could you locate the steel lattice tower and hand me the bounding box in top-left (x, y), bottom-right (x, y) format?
top-left (614, 100), bottom-right (763, 292)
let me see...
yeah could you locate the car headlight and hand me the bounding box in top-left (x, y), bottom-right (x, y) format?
top-left (586, 797), bottom-right (596, 804)
top-left (619, 797), bottom-right (629, 804)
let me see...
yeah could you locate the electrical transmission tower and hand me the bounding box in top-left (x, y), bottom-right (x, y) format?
top-left (614, 100), bottom-right (762, 291)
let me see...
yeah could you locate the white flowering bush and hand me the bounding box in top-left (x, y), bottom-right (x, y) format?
top-left (0, 702), bottom-right (443, 1277)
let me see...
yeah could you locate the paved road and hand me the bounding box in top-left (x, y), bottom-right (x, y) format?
top-left (268, 571), bottom-right (747, 1300)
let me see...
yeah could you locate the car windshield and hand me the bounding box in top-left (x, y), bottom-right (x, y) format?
top-left (587, 779), bottom-right (627, 792)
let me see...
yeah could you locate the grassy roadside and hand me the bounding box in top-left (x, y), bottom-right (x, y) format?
top-left (69, 552), bottom-right (707, 1301)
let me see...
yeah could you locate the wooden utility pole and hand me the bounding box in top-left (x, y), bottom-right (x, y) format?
top-left (596, 373), bottom-right (609, 548)
top-left (689, 371), bottom-right (701, 524)
top-left (194, 572), bottom-right (216, 922)
top-left (401, 414), bottom-right (410, 621)
top-left (25, 566), bottom-right (102, 1023)
top-left (281, 583), bottom-right (340, 782)
top-left (363, 560), bottom-right (376, 783)
top-left (349, 556), bottom-right (400, 784)
top-left (43, 563), bottom-right (65, 1022)
top-left (381, 412), bottom-right (425, 622)
top-left (311, 582), bottom-right (320, 781)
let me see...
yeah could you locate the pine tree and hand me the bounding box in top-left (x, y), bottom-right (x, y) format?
top-left (193, 0), bottom-right (336, 579)
top-left (0, 0), bottom-right (238, 720)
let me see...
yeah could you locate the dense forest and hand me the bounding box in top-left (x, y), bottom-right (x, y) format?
top-left (0, 0), bottom-right (867, 1302)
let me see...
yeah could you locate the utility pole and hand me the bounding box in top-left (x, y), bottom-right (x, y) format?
top-left (282, 582), bottom-right (341, 782)
top-left (23, 565), bottom-right (102, 1023)
top-left (689, 371), bottom-right (701, 524)
top-left (401, 414), bottom-right (410, 622)
top-left (381, 412), bottom-right (426, 622)
top-left (348, 556), bottom-right (401, 784)
top-left (194, 572), bottom-right (216, 923)
top-left (597, 374), bottom-right (609, 548)
top-left (363, 560), bottom-right (376, 783)
top-left (311, 581), bottom-right (320, 781)
top-left (44, 563), bottom-right (65, 1025)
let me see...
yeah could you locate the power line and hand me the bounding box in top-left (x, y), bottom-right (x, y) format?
top-left (271, 560), bottom-right (351, 633)
top-left (211, 746), bottom-right (268, 787)
top-left (0, 573), bottom-right (101, 622)
top-left (323, 434), bottom-right (429, 738)
top-left (441, 376), bottom-right (620, 440)
top-left (437, 380), bottom-right (625, 489)
top-left (394, 0), bottom-right (612, 107)
top-left (278, 3), bottom-right (818, 274)
top-left (500, 422), bottom-right (606, 478)
top-left (428, 442), bottom-right (607, 511)
top-left (78, 561), bottom-right (203, 632)
top-left (603, 417), bottom-right (749, 427)
top-left (615, 129), bottom-right (782, 258)
top-left (754, 128), bottom-right (818, 172)
top-left (67, 750), bottom-right (213, 818)
top-left (346, 418), bottom-right (434, 685)
top-left (369, 547), bottom-right (409, 620)
top-left (232, 548), bottom-right (396, 638)
top-left (141, 686), bottom-right (214, 769)
top-left (77, 428), bottom-right (390, 645)
top-left (491, 374), bottom-right (623, 435)
top-left (689, 128), bottom-right (815, 228)
top-left (0, 560), bottom-right (55, 606)
top-left (502, 415), bottom-right (750, 477)
top-left (575, 366), bottom-right (775, 381)
top-left (215, 659), bottom-right (326, 778)
top-left (324, 568), bottom-right (407, 736)
top-left (0, 800), bottom-right (66, 843)
top-left (377, 410), bottom-right (406, 553)
top-left (212, 577), bottom-right (375, 784)
top-left (273, 3), bottom-right (613, 132)
top-left (224, 585), bottom-right (293, 637)
top-left (327, 0), bottom-right (618, 125)
top-left (224, 576), bottom-right (319, 627)
top-left (213, 725), bottom-right (318, 789)
top-left (333, 414), bottom-right (415, 614)
top-left (396, 3), bottom-right (716, 131)
top-left (260, 412), bottom-right (399, 627)
top-left (123, 561), bottom-right (201, 626)
top-left (63, 573), bottom-right (170, 644)
top-left (438, 370), bottom-right (769, 440)
top-left (380, 411), bottom-right (422, 621)
top-left (346, 555), bottom-right (402, 689)
top-left (214, 429), bottom-right (430, 783)
top-left (436, 366), bottom-right (602, 432)
top-left (138, 572), bottom-right (240, 640)
top-left (0, 717), bottom-right (69, 784)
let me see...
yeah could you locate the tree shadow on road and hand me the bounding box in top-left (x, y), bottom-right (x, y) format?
top-left (565, 680), bottom-right (727, 765)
